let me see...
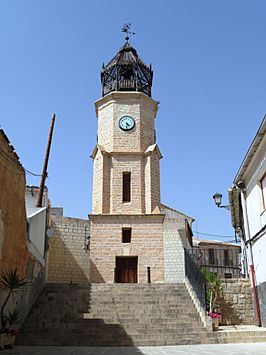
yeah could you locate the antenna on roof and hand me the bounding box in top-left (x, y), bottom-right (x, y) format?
top-left (122, 22), bottom-right (135, 43)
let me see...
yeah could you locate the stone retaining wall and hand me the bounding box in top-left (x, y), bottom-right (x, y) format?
top-left (257, 280), bottom-right (266, 327)
top-left (217, 278), bottom-right (254, 325)
top-left (47, 216), bottom-right (90, 283)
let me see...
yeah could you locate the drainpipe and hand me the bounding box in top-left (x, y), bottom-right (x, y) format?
top-left (239, 185), bottom-right (261, 327)
top-left (241, 238), bottom-right (249, 278)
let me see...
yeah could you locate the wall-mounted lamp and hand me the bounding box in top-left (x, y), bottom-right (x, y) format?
top-left (213, 192), bottom-right (230, 210)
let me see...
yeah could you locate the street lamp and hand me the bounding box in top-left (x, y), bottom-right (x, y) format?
top-left (213, 192), bottom-right (230, 210)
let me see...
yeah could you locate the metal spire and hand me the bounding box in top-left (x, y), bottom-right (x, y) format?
top-left (122, 22), bottom-right (135, 43)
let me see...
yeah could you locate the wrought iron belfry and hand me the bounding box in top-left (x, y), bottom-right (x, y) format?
top-left (101, 24), bottom-right (153, 97)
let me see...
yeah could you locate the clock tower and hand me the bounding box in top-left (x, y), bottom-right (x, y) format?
top-left (91, 40), bottom-right (161, 216)
top-left (89, 39), bottom-right (192, 284)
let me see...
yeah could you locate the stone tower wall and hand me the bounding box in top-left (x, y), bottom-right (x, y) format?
top-left (92, 149), bottom-right (104, 214)
top-left (110, 155), bottom-right (143, 214)
top-left (92, 92), bottom-right (161, 215)
top-left (95, 92), bottom-right (158, 153)
top-left (89, 214), bottom-right (165, 283)
top-left (150, 151), bottom-right (161, 213)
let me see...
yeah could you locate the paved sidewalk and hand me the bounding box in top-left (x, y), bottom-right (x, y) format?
top-left (2, 343), bottom-right (266, 355)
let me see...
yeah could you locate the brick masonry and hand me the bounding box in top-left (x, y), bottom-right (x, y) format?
top-left (163, 219), bottom-right (185, 283)
top-left (257, 280), bottom-right (266, 327)
top-left (92, 92), bottom-right (161, 215)
top-left (87, 91), bottom-right (194, 284)
top-left (217, 278), bottom-right (255, 325)
top-left (47, 215), bottom-right (90, 283)
top-left (161, 205), bottom-right (194, 283)
top-left (48, 207), bottom-right (194, 285)
top-left (47, 92), bottom-right (193, 285)
top-left (95, 92), bottom-right (158, 153)
top-left (89, 214), bottom-right (165, 283)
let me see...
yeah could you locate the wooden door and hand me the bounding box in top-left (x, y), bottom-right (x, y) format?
top-left (116, 257), bottom-right (137, 283)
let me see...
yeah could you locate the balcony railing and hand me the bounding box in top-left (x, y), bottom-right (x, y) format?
top-left (103, 79), bottom-right (151, 96)
top-left (118, 79), bottom-right (136, 90)
top-left (187, 248), bottom-right (241, 278)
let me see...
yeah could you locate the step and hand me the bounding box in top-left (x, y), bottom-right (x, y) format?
top-left (17, 283), bottom-right (208, 346)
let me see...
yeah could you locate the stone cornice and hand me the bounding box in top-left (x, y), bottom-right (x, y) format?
top-left (89, 213), bottom-right (165, 222)
top-left (90, 144), bottom-right (163, 159)
top-left (95, 91), bottom-right (158, 118)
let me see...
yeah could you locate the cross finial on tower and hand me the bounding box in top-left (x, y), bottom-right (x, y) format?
top-left (122, 22), bottom-right (135, 42)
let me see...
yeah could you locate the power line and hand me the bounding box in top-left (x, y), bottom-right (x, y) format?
top-left (0, 148), bottom-right (42, 177)
top-left (25, 169), bottom-right (42, 177)
top-left (192, 230), bottom-right (235, 239)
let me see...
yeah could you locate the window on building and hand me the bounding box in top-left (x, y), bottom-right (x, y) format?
top-left (122, 228), bottom-right (131, 243)
top-left (224, 273), bottom-right (232, 279)
top-left (123, 172), bottom-right (131, 202)
top-left (260, 173), bottom-right (266, 210)
top-left (208, 249), bottom-right (215, 265)
top-left (224, 250), bottom-right (229, 266)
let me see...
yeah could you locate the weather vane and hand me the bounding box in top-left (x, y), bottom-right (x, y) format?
top-left (122, 22), bottom-right (135, 42)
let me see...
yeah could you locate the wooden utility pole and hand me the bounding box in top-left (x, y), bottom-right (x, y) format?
top-left (37, 113), bottom-right (56, 208)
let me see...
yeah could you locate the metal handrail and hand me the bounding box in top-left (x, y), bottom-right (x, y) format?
top-left (184, 248), bottom-right (206, 311)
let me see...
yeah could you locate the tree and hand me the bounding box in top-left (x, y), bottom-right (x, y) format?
top-left (202, 269), bottom-right (223, 313)
top-left (0, 269), bottom-right (30, 331)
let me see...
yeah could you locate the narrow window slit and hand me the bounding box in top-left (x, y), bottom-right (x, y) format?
top-left (123, 172), bottom-right (131, 202)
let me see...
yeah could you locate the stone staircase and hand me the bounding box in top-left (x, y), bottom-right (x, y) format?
top-left (17, 283), bottom-right (209, 346)
top-left (17, 283), bottom-right (266, 346)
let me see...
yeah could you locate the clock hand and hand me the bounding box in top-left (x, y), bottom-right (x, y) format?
top-left (126, 122), bottom-right (129, 128)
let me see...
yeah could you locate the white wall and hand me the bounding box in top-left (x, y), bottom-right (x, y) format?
top-left (25, 187), bottom-right (49, 209)
top-left (243, 134), bottom-right (266, 285)
top-left (27, 208), bottom-right (47, 266)
top-left (245, 134), bottom-right (266, 237)
top-left (252, 233), bottom-right (266, 284)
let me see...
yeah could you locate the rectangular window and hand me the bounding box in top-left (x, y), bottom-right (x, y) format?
top-left (260, 173), bottom-right (266, 210)
top-left (122, 228), bottom-right (131, 243)
top-left (123, 172), bottom-right (131, 202)
top-left (224, 273), bottom-right (232, 279)
top-left (224, 250), bottom-right (229, 266)
top-left (208, 249), bottom-right (215, 265)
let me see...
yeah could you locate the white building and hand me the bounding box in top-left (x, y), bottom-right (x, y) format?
top-left (25, 186), bottom-right (49, 267)
top-left (228, 114), bottom-right (266, 327)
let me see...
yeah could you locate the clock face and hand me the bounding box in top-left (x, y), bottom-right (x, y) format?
top-left (119, 116), bottom-right (135, 131)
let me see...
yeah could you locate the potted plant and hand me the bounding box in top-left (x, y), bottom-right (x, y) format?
top-left (0, 309), bottom-right (20, 349)
top-left (0, 269), bottom-right (30, 349)
top-left (202, 269), bottom-right (223, 331)
top-left (207, 311), bottom-right (222, 331)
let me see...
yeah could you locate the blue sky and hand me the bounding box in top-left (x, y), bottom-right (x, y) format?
top-left (1, 1), bottom-right (265, 242)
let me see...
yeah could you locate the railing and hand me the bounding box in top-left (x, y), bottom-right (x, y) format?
top-left (103, 79), bottom-right (151, 97)
top-left (184, 248), bottom-right (206, 311)
top-left (118, 79), bottom-right (136, 90)
top-left (188, 248), bottom-right (241, 278)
